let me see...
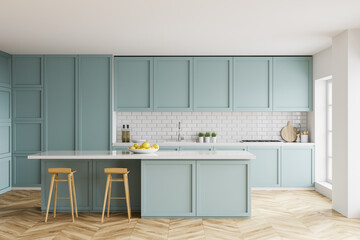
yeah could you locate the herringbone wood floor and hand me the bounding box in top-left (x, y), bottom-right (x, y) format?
top-left (0, 190), bottom-right (359, 240)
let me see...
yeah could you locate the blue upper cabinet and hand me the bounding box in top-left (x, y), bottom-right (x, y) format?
top-left (45, 56), bottom-right (76, 150)
top-left (13, 56), bottom-right (43, 87)
top-left (194, 57), bottom-right (232, 111)
top-left (154, 57), bottom-right (193, 111)
top-left (273, 57), bottom-right (313, 111)
top-left (234, 57), bottom-right (272, 111)
top-left (78, 55), bottom-right (111, 150)
top-left (114, 57), bottom-right (153, 111)
top-left (0, 51), bottom-right (11, 88)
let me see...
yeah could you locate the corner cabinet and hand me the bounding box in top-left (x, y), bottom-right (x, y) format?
top-left (154, 57), bottom-right (193, 111)
top-left (233, 57), bottom-right (272, 111)
top-left (273, 57), bottom-right (313, 111)
top-left (194, 57), bottom-right (232, 111)
top-left (114, 57), bottom-right (153, 111)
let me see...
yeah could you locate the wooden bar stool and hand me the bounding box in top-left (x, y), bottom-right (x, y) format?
top-left (45, 168), bottom-right (78, 223)
top-left (101, 168), bottom-right (131, 223)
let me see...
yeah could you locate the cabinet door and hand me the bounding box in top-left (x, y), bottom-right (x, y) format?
top-left (0, 157), bottom-right (11, 194)
top-left (273, 57), bottom-right (312, 111)
top-left (141, 160), bottom-right (196, 217)
top-left (114, 57), bottom-right (153, 111)
top-left (248, 147), bottom-right (280, 187)
top-left (13, 155), bottom-right (40, 186)
top-left (79, 56), bottom-right (111, 150)
top-left (281, 147), bottom-right (314, 187)
top-left (197, 161), bottom-right (250, 217)
top-left (154, 57), bottom-right (193, 111)
top-left (194, 57), bottom-right (232, 111)
top-left (45, 56), bottom-right (76, 150)
top-left (234, 57), bottom-right (272, 111)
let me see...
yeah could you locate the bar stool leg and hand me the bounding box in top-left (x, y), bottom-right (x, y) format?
top-left (67, 174), bottom-right (75, 223)
top-left (123, 173), bottom-right (131, 222)
top-left (53, 174), bottom-right (58, 218)
top-left (101, 174), bottom-right (111, 223)
top-left (107, 174), bottom-right (112, 217)
top-left (45, 174), bottom-right (56, 223)
top-left (71, 174), bottom-right (78, 218)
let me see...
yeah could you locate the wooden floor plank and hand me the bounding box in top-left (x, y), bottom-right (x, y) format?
top-left (0, 190), bottom-right (359, 239)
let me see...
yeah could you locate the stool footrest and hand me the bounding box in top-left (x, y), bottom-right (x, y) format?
top-left (110, 197), bottom-right (126, 200)
top-left (55, 179), bottom-right (68, 182)
top-left (111, 179), bottom-right (124, 182)
top-left (57, 197), bottom-right (70, 199)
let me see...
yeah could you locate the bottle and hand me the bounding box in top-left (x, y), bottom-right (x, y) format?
top-left (126, 124), bottom-right (131, 143)
top-left (121, 125), bottom-right (126, 143)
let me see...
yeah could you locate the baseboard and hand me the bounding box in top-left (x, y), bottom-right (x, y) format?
top-left (12, 187), bottom-right (41, 190)
top-left (315, 182), bottom-right (332, 199)
top-left (252, 187), bottom-right (315, 190)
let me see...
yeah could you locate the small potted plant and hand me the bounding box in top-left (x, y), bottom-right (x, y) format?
top-left (212, 132), bottom-right (217, 143)
top-left (198, 132), bottom-right (204, 143)
top-left (205, 132), bottom-right (211, 143)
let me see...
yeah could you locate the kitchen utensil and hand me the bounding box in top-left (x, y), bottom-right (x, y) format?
top-left (280, 121), bottom-right (297, 142)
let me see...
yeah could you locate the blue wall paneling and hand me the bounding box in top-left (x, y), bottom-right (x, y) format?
top-left (0, 51), bottom-right (11, 193)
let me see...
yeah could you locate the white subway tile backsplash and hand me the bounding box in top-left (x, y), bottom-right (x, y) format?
top-left (116, 111), bottom-right (308, 143)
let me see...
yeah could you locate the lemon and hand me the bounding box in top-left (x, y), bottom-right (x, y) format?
top-left (153, 144), bottom-right (159, 149)
top-left (150, 147), bottom-right (154, 149)
top-left (128, 146), bottom-right (135, 149)
top-left (141, 142), bottom-right (151, 148)
top-left (139, 147), bottom-right (145, 150)
top-left (134, 143), bottom-right (139, 148)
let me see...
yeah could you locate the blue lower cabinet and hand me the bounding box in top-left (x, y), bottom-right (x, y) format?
top-left (93, 159), bottom-right (141, 212)
top-left (0, 157), bottom-right (11, 194)
top-left (281, 147), bottom-right (314, 187)
top-left (197, 161), bottom-right (250, 217)
top-left (141, 160), bottom-right (196, 217)
top-left (13, 155), bottom-right (41, 187)
top-left (248, 147), bottom-right (280, 187)
top-left (180, 146), bottom-right (212, 151)
top-left (41, 159), bottom-right (93, 212)
top-left (214, 146), bottom-right (247, 151)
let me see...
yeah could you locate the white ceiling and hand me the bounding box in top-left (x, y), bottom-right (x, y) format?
top-left (1, 0), bottom-right (360, 55)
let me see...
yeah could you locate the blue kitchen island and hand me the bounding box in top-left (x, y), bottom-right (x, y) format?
top-left (28, 150), bottom-right (255, 218)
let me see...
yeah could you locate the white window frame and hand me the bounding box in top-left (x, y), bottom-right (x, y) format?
top-left (326, 80), bottom-right (332, 183)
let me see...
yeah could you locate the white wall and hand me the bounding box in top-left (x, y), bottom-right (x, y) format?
top-left (313, 47), bottom-right (332, 80)
top-left (332, 29), bottom-right (360, 218)
top-left (309, 47), bottom-right (332, 183)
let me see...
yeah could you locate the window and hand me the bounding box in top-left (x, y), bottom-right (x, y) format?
top-left (326, 80), bottom-right (332, 183)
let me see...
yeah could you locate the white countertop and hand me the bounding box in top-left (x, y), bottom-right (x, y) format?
top-left (28, 150), bottom-right (256, 160)
top-left (113, 141), bottom-right (315, 147)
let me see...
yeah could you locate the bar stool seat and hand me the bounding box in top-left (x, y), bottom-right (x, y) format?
top-left (45, 168), bottom-right (78, 223)
top-left (102, 168), bottom-right (131, 223)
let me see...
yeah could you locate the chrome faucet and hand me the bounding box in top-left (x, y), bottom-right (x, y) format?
top-left (177, 121), bottom-right (184, 142)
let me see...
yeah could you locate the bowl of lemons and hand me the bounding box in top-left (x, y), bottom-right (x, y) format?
top-left (128, 142), bottom-right (159, 154)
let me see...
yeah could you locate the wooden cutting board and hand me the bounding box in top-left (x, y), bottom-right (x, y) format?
top-left (280, 121), bottom-right (297, 142)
